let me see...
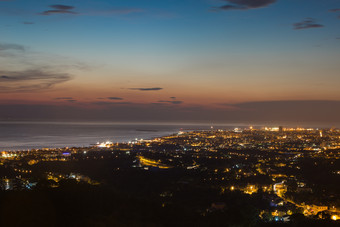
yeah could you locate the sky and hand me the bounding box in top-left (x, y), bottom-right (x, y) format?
top-left (0, 0), bottom-right (340, 125)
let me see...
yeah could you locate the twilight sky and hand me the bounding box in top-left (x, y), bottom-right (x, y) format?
top-left (1, 0), bottom-right (340, 125)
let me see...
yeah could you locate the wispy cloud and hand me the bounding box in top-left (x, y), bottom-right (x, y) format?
top-left (157, 96), bottom-right (183, 104)
top-left (0, 69), bottom-right (72, 93)
top-left (39, 5), bottom-right (143, 17)
top-left (329, 8), bottom-right (340, 19)
top-left (92, 101), bottom-right (132, 105)
top-left (129, 87), bottom-right (163, 91)
top-left (156, 96), bottom-right (183, 104)
top-left (54, 97), bottom-right (77, 102)
top-left (213, 0), bottom-right (277, 11)
top-left (55, 97), bottom-right (74, 100)
top-left (0, 42), bottom-right (87, 71)
top-left (0, 43), bottom-right (25, 51)
top-left (85, 8), bottom-right (144, 16)
top-left (96, 97), bottom-right (124, 100)
top-left (293, 18), bottom-right (324, 30)
top-left (22, 21), bottom-right (35, 25)
top-left (107, 97), bottom-right (123, 100)
top-left (40, 5), bottom-right (77, 16)
top-left (158, 100), bottom-right (183, 105)
top-left (0, 43), bottom-right (25, 59)
top-left (0, 42), bottom-right (86, 94)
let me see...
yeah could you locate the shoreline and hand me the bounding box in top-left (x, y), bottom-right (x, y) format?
top-left (1, 126), bottom-right (339, 153)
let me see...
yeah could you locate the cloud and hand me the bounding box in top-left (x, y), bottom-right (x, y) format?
top-left (293, 18), bottom-right (324, 30)
top-left (50, 5), bottom-right (74, 11)
top-left (158, 100), bottom-right (183, 105)
top-left (0, 43), bottom-right (25, 51)
top-left (96, 97), bottom-right (124, 100)
top-left (39, 5), bottom-right (143, 17)
top-left (0, 69), bottom-right (72, 93)
top-left (0, 42), bottom-right (84, 94)
top-left (22, 21), bottom-right (34, 25)
top-left (107, 97), bottom-right (123, 100)
top-left (92, 101), bottom-right (132, 105)
top-left (2, 100), bottom-right (340, 126)
top-left (0, 100), bottom-right (335, 125)
top-left (55, 98), bottom-right (77, 103)
top-left (214, 0), bottom-right (277, 11)
top-left (329, 9), bottom-right (340, 12)
top-left (157, 96), bottom-right (183, 104)
top-left (40, 5), bottom-right (77, 15)
top-left (104, 8), bottom-right (143, 14)
top-left (86, 8), bottom-right (144, 16)
top-left (129, 87), bottom-right (163, 91)
top-left (55, 97), bottom-right (74, 100)
top-left (0, 43), bottom-right (25, 58)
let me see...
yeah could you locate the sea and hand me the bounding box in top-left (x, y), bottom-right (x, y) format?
top-left (0, 121), bottom-right (244, 151)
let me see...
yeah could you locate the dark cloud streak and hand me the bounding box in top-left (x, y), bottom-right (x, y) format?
top-left (50, 5), bottom-right (74, 10)
top-left (159, 100), bottom-right (183, 105)
top-left (40, 5), bottom-right (77, 15)
top-left (55, 97), bottom-right (74, 100)
top-left (293, 18), bottom-right (324, 30)
top-left (39, 5), bottom-right (142, 17)
top-left (107, 97), bottom-right (123, 100)
top-left (129, 87), bottom-right (163, 91)
top-left (22, 21), bottom-right (35, 25)
top-left (92, 101), bottom-right (132, 105)
top-left (86, 8), bottom-right (144, 16)
top-left (214, 0), bottom-right (277, 11)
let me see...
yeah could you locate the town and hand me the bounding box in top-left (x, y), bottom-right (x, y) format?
top-left (0, 127), bottom-right (339, 226)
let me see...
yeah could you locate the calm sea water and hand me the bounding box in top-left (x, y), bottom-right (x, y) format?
top-left (0, 122), bottom-right (240, 151)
